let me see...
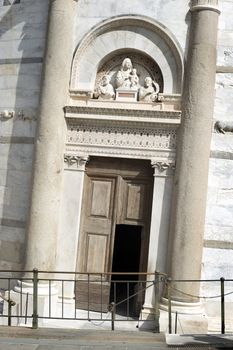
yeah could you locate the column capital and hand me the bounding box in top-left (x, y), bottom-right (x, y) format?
top-left (64, 154), bottom-right (89, 171)
top-left (151, 160), bottom-right (176, 177)
top-left (190, 0), bottom-right (220, 14)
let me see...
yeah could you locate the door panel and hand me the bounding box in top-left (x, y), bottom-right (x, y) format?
top-left (85, 233), bottom-right (108, 273)
top-left (90, 180), bottom-right (112, 218)
top-left (118, 179), bottom-right (151, 226)
top-left (125, 182), bottom-right (146, 221)
top-left (76, 175), bottom-right (116, 312)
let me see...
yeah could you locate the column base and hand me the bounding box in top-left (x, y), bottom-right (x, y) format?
top-left (159, 298), bottom-right (208, 334)
top-left (140, 304), bottom-right (160, 332)
top-left (2, 281), bottom-right (58, 327)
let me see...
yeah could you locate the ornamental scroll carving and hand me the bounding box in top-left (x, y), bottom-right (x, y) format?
top-left (64, 155), bottom-right (89, 170)
top-left (94, 55), bottom-right (162, 102)
top-left (151, 160), bottom-right (176, 176)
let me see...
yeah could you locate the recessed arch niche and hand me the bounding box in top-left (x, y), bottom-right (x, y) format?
top-left (94, 49), bottom-right (164, 93)
top-left (70, 15), bottom-right (184, 95)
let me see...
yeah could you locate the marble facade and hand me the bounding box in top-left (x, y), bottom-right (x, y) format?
top-left (0, 0), bottom-right (233, 333)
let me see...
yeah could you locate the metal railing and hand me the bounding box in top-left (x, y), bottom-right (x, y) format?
top-left (0, 270), bottom-right (232, 334)
top-left (0, 269), bottom-right (160, 331)
top-left (165, 276), bottom-right (233, 334)
top-left (0, 291), bottom-right (16, 326)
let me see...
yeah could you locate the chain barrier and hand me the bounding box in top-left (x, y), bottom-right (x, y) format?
top-left (165, 281), bottom-right (233, 300)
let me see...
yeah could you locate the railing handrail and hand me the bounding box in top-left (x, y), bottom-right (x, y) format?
top-left (0, 269), bottom-right (233, 282)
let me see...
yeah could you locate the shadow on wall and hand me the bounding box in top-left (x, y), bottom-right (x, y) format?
top-left (0, 0), bottom-right (49, 285)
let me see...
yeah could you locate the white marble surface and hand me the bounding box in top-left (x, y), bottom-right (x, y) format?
top-left (75, 0), bottom-right (189, 51)
top-left (0, 0), bottom-right (49, 271)
top-left (0, 0), bottom-right (232, 316)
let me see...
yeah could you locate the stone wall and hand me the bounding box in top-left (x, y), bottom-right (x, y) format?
top-left (199, 0), bottom-right (233, 331)
top-left (75, 0), bottom-right (189, 50)
top-left (201, 0), bottom-right (233, 321)
top-left (0, 0), bottom-right (49, 272)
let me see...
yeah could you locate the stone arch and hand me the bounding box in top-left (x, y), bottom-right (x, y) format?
top-left (70, 15), bottom-right (184, 94)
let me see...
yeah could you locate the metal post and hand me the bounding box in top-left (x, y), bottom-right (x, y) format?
top-left (110, 302), bottom-right (115, 331)
top-left (175, 311), bottom-right (178, 334)
top-left (25, 293), bottom-right (29, 324)
top-left (167, 278), bottom-right (172, 334)
top-left (220, 277), bottom-right (225, 334)
top-left (154, 272), bottom-right (160, 333)
top-left (32, 268), bottom-right (38, 329)
top-left (8, 300), bottom-right (12, 326)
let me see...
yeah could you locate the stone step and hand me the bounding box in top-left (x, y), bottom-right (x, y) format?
top-left (0, 327), bottom-right (166, 349)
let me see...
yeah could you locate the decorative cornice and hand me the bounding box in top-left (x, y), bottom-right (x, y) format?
top-left (190, 0), bottom-right (220, 14)
top-left (151, 160), bottom-right (176, 177)
top-left (64, 155), bottom-right (89, 171)
top-left (64, 106), bottom-right (181, 119)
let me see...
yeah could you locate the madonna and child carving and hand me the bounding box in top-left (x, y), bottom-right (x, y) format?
top-left (116, 58), bottom-right (139, 89)
top-left (94, 57), bottom-right (160, 102)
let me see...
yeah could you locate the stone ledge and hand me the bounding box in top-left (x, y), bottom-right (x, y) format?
top-left (210, 151), bottom-right (233, 160)
top-left (204, 240), bottom-right (233, 249)
top-left (0, 218), bottom-right (26, 229)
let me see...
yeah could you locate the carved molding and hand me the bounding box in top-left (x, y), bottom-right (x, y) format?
top-left (67, 121), bottom-right (176, 151)
top-left (191, 0), bottom-right (220, 13)
top-left (65, 105), bottom-right (181, 120)
top-left (65, 103), bottom-right (179, 162)
top-left (65, 146), bottom-right (175, 161)
top-left (151, 160), bottom-right (176, 177)
top-left (64, 155), bottom-right (89, 171)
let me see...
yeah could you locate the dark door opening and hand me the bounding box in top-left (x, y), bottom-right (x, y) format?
top-left (110, 224), bottom-right (142, 317)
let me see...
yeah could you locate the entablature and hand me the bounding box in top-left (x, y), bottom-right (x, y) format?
top-left (64, 99), bottom-right (181, 162)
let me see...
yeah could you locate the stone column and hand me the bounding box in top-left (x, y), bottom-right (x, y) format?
top-left (142, 160), bottom-right (175, 323)
top-left (56, 155), bottom-right (88, 301)
top-left (24, 0), bottom-right (77, 274)
top-left (167, 0), bottom-right (220, 301)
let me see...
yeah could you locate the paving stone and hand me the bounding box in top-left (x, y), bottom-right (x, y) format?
top-left (0, 344), bottom-right (38, 350)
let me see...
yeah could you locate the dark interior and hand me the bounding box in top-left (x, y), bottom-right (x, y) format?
top-left (110, 224), bottom-right (142, 317)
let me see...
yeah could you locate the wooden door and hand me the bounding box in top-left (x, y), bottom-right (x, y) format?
top-left (75, 174), bottom-right (117, 312)
top-left (75, 157), bottom-right (153, 312)
top-left (116, 177), bottom-right (153, 312)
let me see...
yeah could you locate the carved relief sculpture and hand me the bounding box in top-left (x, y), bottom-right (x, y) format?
top-left (94, 56), bottom-right (162, 102)
top-left (139, 77), bottom-right (160, 102)
top-left (116, 58), bottom-right (134, 89)
top-left (130, 68), bottom-right (139, 88)
top-left (94, 74), bottom-right (115, 100)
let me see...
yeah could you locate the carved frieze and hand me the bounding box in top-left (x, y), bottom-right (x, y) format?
top-left (67, 122), bottom-right (176, 151)
top-left (65, 103), bottom-right (179, 163)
